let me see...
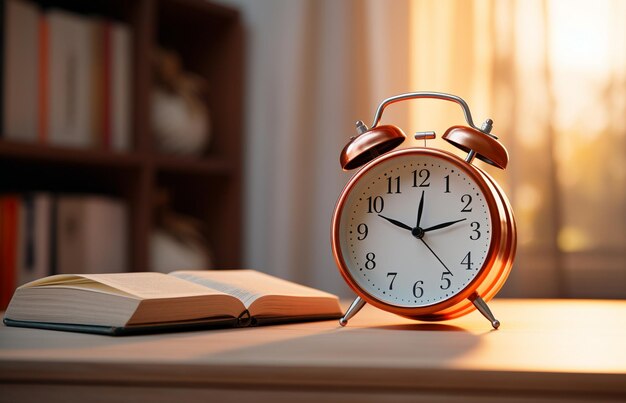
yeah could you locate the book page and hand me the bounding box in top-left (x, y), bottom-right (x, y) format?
top-left (10, 273), bottom-right (245, 328)
top-left (23, 272), bottom-right (230, 300)
top-left (170, 270), bottom-right (338, 309)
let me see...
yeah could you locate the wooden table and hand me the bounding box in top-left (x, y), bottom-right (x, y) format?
top-left (1, 299), bottom-right (625, 402)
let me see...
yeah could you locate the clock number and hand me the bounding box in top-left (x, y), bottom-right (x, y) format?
top-left (461, 251), bottom-right (473, 270)
top-left (440, 272), bottom-right (452, 290)
top-left (356, 223), bottom-right (368, 240)
top-left (412, 169), bottom-right (430, 187)
top-left (367, 196), bottom-right (384, 213)
top-left (413, 280), bottom-right (424, 298)
top-left (386, 176), bottom-right (401, 194)
top-left (444, 175), bottom-right (451, 193)
top-left (387, 272), bottom-right (398, 290)
top-left (461, 194), bottom-right (473, 212)
top-left (470, 222), bottom-right (481, 240)
top-left (364, 252), bottom-right (376, 270)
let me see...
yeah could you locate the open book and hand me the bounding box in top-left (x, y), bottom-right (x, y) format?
top-left (3, 270), bottom-right (342, 335)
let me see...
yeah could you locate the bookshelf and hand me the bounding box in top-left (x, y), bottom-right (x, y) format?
top-left (0, 0), bottom-right (243, 271)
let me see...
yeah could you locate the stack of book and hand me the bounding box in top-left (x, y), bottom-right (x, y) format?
top-left (1, 0), bottom-right (132, 150)
top-left (0, 194), bottom-right (128, 310)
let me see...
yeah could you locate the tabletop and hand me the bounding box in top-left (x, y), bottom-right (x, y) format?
top-left (1, 298), bottom-right (625, 402)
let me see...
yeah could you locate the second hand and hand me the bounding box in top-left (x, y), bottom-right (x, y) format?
top-left (418, 237), bottom-right (453, 275)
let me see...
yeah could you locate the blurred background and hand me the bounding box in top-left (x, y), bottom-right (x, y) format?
top-left (0, 0), bottom-right (624, 307)
top-left (225, 0), bottom-right (626, 299)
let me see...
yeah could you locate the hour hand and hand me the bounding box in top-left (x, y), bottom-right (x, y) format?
top-left (378, 214), bottom-right (413, 231)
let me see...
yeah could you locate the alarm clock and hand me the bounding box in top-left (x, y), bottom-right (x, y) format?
top-left (331, 92), bottom-right (516, 329)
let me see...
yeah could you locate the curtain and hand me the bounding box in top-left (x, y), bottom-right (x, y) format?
top-left (421, 0), bottom-right (626, 298)
top-left (411, 0), bottom-right (626, 298)
top-left (224, 0), bottom-right (626, 299)
top-left (224, 0), bottom-right (413, 296)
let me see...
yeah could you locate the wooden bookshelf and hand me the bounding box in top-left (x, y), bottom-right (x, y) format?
top-left (0, 0), bottom-right (243, 271)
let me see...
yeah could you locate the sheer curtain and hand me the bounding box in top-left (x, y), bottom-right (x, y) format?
top-left (224, 0), bottom-right (626, 298)
top-left (411, 0), bottom-right (626, 298)
top-left (222, 0), bottom-right (413, 296)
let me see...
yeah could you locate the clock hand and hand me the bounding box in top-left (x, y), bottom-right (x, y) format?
top-left (377, 214), bottom-right (413, 231)
top-left (419, 238), bottom-right (453, 275)
top-left (422, 218), bottom-right (467, 233)
top-left (416, 190), bottom-right (425, 228)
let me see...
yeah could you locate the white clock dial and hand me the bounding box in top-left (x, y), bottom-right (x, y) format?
top-left (338, 152), bottom-right (492, 308)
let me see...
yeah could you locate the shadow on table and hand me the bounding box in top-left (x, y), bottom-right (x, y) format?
top-left (371, 323), bottom-right (466, 332)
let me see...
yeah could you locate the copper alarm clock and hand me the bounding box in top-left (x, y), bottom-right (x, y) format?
top-left (331, 92), bottom-right (516, 329)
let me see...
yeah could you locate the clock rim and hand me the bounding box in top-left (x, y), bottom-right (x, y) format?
top-left (331, 147), bottom-right (506, 317)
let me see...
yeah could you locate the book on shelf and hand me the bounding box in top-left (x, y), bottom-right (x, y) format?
top-left (3, 270), bottom-right (343, 336)
top-left (1, 0), bottom-right (132, 150)
top-left (17, 194), bottom-right (51, 286)
top-left (109, 22), bottom-right (132, 151)
top-left (46, 9), bottom-right (95, 148)
top-left (0, 193), bottom-right (129, 310)
top-left (2, 0), bottom-right (40, 141)
top-left (56, 195), bottom-right (128, 274)
top-left (0, 195), bottom-right (19, 310)
top-left (0, 194), bottom-right (53, 309)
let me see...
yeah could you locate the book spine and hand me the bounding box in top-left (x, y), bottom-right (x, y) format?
top-left (17, 194), bottom-right (34, 283)
top-left (38, 13), bottom-right (49, 144)
top-left (34, 194), bottom-right (52, 281)
top-left (56, 195), bottom-right (128, 273)
top-left (0, 195), bottom-right (19, 310)
top-left (102, 21), bottom-right (112, 149)
top-left (111, 22), bottom-right (131, 151)
top-left (0, 0), bottom-right (5, 136)
top-left (3, 0), bottom-right (40, 142)
top-left (17, 193), bottom-right (51, 286)
top-left (47, 11), bottom-right (96, 148)
top-left (236, 309), bottom-right (252, 327)
top-left (49, 195), bottom-right (58, 275)
top-left (56, 196), bottom-right (83, 274)
top-left (89, 18), bottom-right (104, 149)
top-left (0, 199), bottom-right (4, 308)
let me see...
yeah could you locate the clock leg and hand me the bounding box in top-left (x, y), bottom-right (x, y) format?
top-left (470, 293), bottom-right (500, 329)
top-left (339, 296), bottom-right (366, 327)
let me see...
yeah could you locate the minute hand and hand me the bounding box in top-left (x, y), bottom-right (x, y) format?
top-left (422, 218), bottom-right (467, 233)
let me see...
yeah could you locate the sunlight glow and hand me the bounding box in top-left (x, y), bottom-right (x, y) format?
top-left (408, 0), bottom-right (626, 256)
top-left (558, 226), bottom-right (590, 252)
top-left (548, 0), bottom-right (612, 134)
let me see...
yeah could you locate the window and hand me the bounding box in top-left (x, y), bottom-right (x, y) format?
top-left (409, 0), bottom-right (626, 298)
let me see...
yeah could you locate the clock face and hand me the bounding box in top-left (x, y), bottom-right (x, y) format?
top-left (336, 150), bottom-right (493, 308)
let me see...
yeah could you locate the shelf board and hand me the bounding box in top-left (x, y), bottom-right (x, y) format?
top-left (0, 139), bottom-right (143, 169)
top-left (153, 153), bottom-right (232, 176)
top-left (160, 0), bottom-right (239, 20)
top-left (0, 139), bottom-right (233, 176)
